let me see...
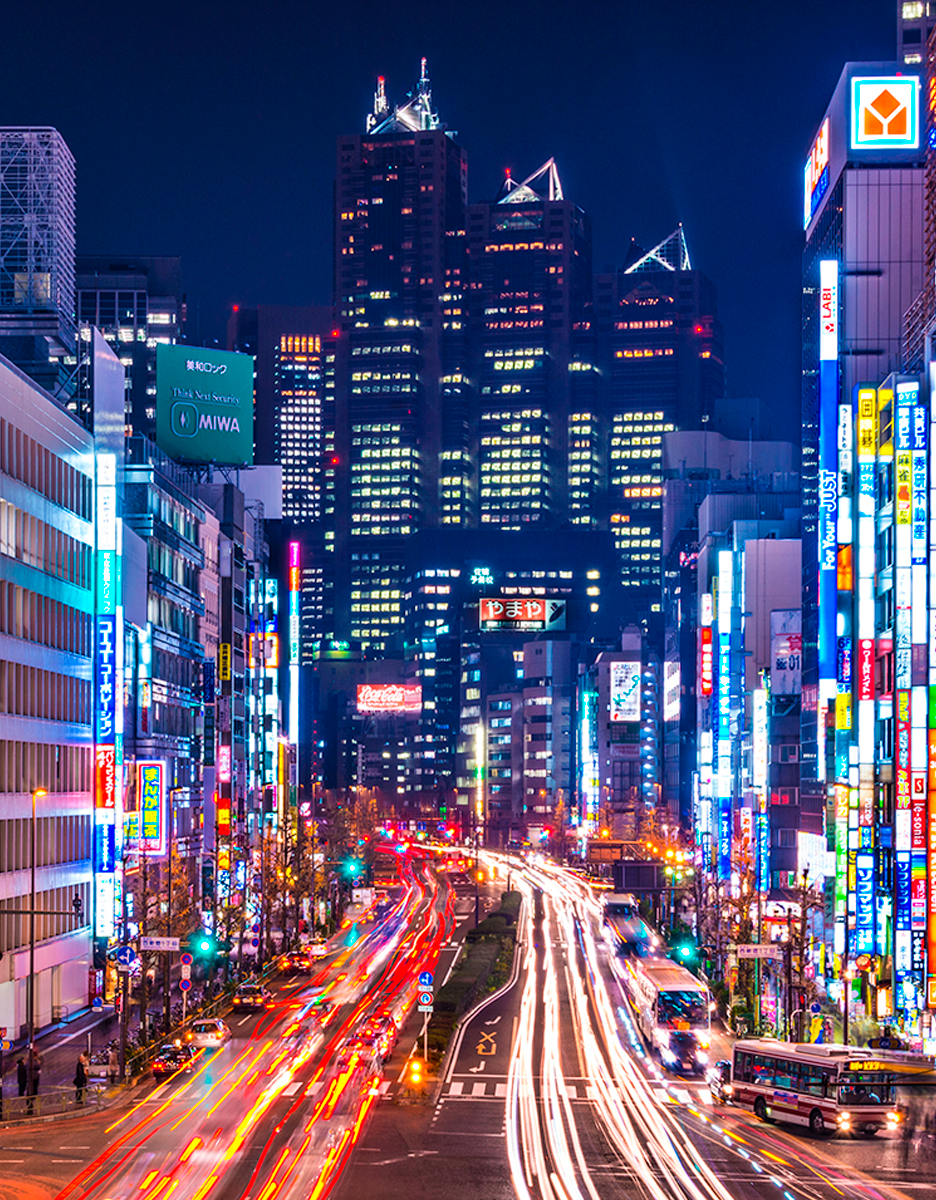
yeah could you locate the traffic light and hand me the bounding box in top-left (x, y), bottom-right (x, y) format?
top-left (673, 940), bottom-right (697, 964)
top-left (407, 1057), bottom-right (423, 1090)
top-left (190, 931), bottom-right (217, 961)
top-left (342, 856), bottom-right (362, 880)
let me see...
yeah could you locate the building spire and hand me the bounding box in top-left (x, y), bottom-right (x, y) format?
top-left (366, 59), bottom-right (441, 133)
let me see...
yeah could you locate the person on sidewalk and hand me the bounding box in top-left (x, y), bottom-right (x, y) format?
top-left (25, 1046), bottom-right (40, 1114)
top-left (16, 1057), bottom-right (26, 1098)
top-left (74, 1053), bottom-right (89, 1105)
top-left (106, 1048), bottom-right (118, 1086)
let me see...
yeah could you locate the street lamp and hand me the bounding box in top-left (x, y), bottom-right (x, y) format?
top-left (27, 788), bottom-right (47, 1055)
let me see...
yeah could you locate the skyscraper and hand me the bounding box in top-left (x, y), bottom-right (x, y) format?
top-left (76, 255), bottom-right (185, 437)
top-left (0, 128), bottom-right (75, 395)
top-left (594, 227), bottom-right (725, 613)
top-left (333, 62), bottom-right (468, 652)
top-left (467, 159), bottom-right (592, 529)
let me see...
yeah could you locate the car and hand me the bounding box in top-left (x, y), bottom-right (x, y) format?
top-left (186, 1018), bottom-right (231, 1049)
top-left (363, 1017), bottom-right (397, 1057)
top-left (281, 950), bottom-right (313, 973)
top-left (706, 1059), bottom-right (733, 1103)
top-left (232, 983), bottom-right (273, 1011)
top-left (152, 1041), bottom-right (199, 1078)
top-left (308, 939), bottom-right (329, 959)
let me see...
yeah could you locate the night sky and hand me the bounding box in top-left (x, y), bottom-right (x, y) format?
top-left (1, 1), bottom-right (898, 445)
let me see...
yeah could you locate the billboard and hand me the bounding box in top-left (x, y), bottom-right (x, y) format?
top-left (851, 76), bottom-right (919, 151)
top-left (479, 596), bottom-right (566, 631)
top-left (357, 684), bottom-right (422, 714)
top-left (138, 761), bottom-right (167, 856)
top-left (609, 661), bottom-right (641, 723)
top-left (770, 610), bottom-right (802, 695)
top-left (155, 343), bottom-right (254, 466)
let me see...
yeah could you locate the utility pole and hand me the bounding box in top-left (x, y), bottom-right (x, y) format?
top-left (27, 788), bottom-right (46, 1061)
top-left (785, 910), bottom-right (793, 1041)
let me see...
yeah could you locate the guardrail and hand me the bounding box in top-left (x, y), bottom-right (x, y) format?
top-left (0, 1083), bottom-right (107, 1123)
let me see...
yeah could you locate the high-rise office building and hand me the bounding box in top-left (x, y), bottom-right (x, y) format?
top-left (594, 227), bottom-right (725, 612)
top-left (802, 61), bottom-right (924, 1016)
top-left (467, 159), bottom-right (592, 529)
top-left (0, 351), bottom-right (94, 1034)
top-left (0, 128), bottom-right (76, 395)
top-left (332, 63), bottom-right (468, 652)
top-left (76, 255), bottom-right (185, 437)
top-left (898, 0), bottom-right (935, 65)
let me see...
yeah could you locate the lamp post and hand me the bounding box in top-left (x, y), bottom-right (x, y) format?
top-left (27, 788), bottom-right (47, 1057)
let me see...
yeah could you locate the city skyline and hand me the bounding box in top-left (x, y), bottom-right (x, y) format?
top-left (0, 0), bottom-right (899, 445)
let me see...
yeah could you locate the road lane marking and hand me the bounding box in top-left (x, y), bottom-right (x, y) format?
top-left (449, 1082), bottom-right (463, 1096)
top-left (283, 1081), bottom-right (303, 1096)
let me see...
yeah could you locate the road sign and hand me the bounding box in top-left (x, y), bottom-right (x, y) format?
top-left (115, 945), bottom-right (136, 966)
top-left (418, 990), bottom-right (433, 1007)
top-left (251, 937), bottom-right (260, 948)
top-left (418, 971), bottom-right (433, 988)
top-left (810, 1002), bottom-right (822, 1014)
top-left (141, 936), bottom-right (180, 952)
top-left (0, 1041), bottom-right (11, 1051)
top-left (92, 997), bottom-right (103, 1009)
top-left (180, 952), bottom-right (193, 966)
top-left (417, 1004), bottom-right (434, 1014)
top-left (736, 944), bottom-right (782, 960)
top-left (179, 978), bottom-right (192, 992)
top-left (181, 964), bottom-right (191, 981)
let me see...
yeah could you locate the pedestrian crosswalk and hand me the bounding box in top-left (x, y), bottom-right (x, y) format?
top-left (439, 1076), bottom-right (699, 1105)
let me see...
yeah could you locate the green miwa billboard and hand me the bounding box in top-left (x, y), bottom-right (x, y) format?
top-left (155, 343), bottom-right (254, 466)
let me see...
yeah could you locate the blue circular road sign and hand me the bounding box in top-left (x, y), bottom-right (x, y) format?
top-left (115, 945), bottom-right (136, 967)
top-left (179, 978), bottom-right (192, 992)
top-left (92, 997), bottom-right (103, 1009)
top-left (418, 971), bottom-right (433, 988)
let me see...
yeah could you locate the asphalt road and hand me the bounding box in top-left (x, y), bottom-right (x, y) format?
top-left (4, 852), bottom-right (928, 1200)
top-left (0, 850), bottom-right (458, 1200)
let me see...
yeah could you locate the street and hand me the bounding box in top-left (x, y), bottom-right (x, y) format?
top-left (0, 854), bottom-right (930, 1200)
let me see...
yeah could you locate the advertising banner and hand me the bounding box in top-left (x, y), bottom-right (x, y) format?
top-left (357, 684), bottom-right (423, 714)
top-left (479, 596), bottom-right (566, 631)
top-left (855, 852), bottom-right (875, 954)
top-left (609, 661), bottom-right (641, 723)
top-left (138, 761), bottom-right (167, 856)
top-left (155, 343), bottom-right (255, 466)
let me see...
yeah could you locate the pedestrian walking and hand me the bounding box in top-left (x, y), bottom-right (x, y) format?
top-left (74, 1052), bottom-right (89, 1105)
top-left (25, 1045), bottom-right (40, 1114)
top-left (16, 1057), bottom-right (26, 1097)
top-left (106, 1048), bottom-right (118, 1086)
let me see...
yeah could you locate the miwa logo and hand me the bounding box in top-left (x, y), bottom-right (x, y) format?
top-left (852, 76), bottom-right (918, 149)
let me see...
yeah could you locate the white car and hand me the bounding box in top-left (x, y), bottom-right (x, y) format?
top-left (308, 939), bottom-right (329, 959)
top-left (186, 1018), bottom-right (231, 1049)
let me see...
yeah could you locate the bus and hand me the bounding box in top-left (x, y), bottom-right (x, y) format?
top-left (724, 1039), bottom-right (933, 1136)
top-left (602, 893), bottom-right (654, 959)
top-left (620, 957), bottom-right (711, 1073)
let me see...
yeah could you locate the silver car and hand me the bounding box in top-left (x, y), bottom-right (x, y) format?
top-left (186, 1018), bottom-right (231, 1049)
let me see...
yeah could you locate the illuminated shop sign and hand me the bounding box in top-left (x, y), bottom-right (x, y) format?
top-left (94, 822), bottom-right (115, 874)
top-left (851, 76), bottom-right (919, 150)
top-left (855, 853), bottom-right (875, 954)
top-left (699, 627), bottom-right (714, 696)
top-left (819, 260), bottom-right (838, 362)
top-left (857, 639), bottom-right (875, 701)
top-left (218, 744), bottom-right (232, 783)
top-left (95, 746), bottom-right (116, 810)
top-left (138, 761), bottom-right (167, 856)
top-left (804, 118), bottom-right (830, 228)
top-left (218, 643), bottom-right (231, 682)
top-left (95, 615), bottom-right (117, 743)
top-left (356, 683), bottom-right (423, 714)
top-left (609, 662), bottom-right (641, 723)
top-left (479, 596), bottom-right (567, 631)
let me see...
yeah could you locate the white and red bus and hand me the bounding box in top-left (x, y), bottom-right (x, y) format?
top-left (726, 1039), bottom-right (931, 1136)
